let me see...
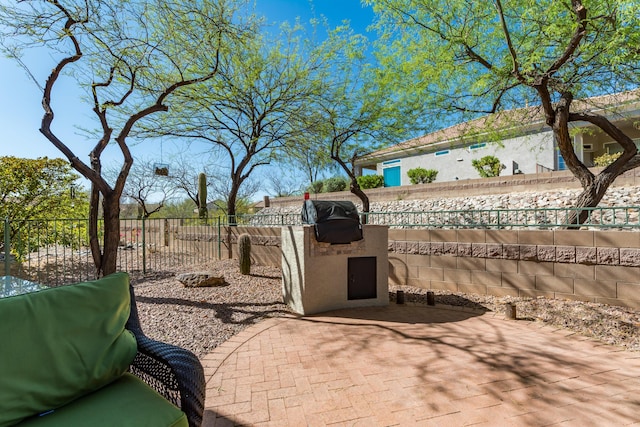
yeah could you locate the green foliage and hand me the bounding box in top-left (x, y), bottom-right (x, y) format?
top-left (357, 175), bottom-right (384, 189)
top-left (0, 157), bottom-right (88, 220)
top-left (155, 199), bottom-right (197, 219)
top-left (301, 24), bottom-right (422, 213)
top-left (323, 176), bottom-right (349, 193)
top-left (238, 233), bottom-right (252, 275)
top-left (407, 168), bottom-right (438, 184)
top-left (471, 156), bottom-right (503, 178)
top-left (308, 181), bottom-right (324, 194)
top-left (370, 0), bottom-right (639, 114)
top-left (0, 157), bottom-right (89, 259)
top-left (306, 176), bottom-right (352, 193)
top-left (594, 152), bottom-right (622, 167)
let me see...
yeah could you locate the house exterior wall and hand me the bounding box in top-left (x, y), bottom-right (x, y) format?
top-left (377, 130), bottom-right (556, 185)
top-left (577, 119), bottom-right (640, 166)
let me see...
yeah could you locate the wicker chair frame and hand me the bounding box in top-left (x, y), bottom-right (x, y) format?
top-left (125, 285), bottom-right (205, 427)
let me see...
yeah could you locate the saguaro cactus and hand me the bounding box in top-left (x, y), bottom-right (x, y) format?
top-left (198, 172), bottom-right (208, 221)
top-left (238, 233), bottom-right (252, 275)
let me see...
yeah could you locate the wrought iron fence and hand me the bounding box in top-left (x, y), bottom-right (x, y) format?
top-left (362, 206), bottom-right (640, 229)
top-left (2, 217), bottom-right (225, 286)
top-left (3, 205), bottom-right (639, 285)
top-left (236, 205), bottom-right (640, 230)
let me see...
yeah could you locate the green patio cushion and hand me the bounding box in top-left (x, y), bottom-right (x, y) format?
top-left (15, 373), bottom-right (188, 427)
top-left (0, 273), bottom-right (137, 427)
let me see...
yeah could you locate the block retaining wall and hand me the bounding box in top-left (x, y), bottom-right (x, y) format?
top-left (388, 229), bottom-right (640, 309)
top-left (234, 227), bottom-right (640, 309)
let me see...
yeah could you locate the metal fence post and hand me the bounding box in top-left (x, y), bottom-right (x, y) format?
top-left (142, 217), bottom-right (146, 275)
top-left (4, 218), bottom-right (9, 276)
top-left (217, 216), bottom-right (221, 260)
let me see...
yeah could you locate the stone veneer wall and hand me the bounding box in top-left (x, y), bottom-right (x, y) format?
top-left (232, 227), bottom-right (640, 309)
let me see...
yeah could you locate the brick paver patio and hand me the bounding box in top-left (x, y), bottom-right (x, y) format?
top-left (201, 304), bottom-right (640, 426)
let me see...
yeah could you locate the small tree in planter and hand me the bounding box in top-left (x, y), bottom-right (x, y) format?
top-left (472, 156), bottom-right (503, 178)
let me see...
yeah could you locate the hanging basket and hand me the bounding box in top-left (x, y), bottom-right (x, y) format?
top-left (154, 163), bottom-right (169, 176)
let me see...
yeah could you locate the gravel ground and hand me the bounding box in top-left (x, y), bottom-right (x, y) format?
top-left (131, 260), bottom-right (289, 357)
top-left (132, 259), bottom-right (640, 357)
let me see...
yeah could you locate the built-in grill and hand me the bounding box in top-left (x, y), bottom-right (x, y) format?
top-left (301, 200), bottom-right (363, 244)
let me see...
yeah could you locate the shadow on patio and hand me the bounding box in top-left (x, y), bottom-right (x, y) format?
top-left (201, 303), bottom-right (640, 426)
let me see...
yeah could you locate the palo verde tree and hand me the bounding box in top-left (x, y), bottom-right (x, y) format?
top-left (307, 25), bottom-right (419, 218)
top-left (147, 21), bottom-right (326, 222)
top-left (0, 0), bottom-right (249, 276)
top-left (369, 0), bottom-right (640, 227)
top-left (279, 132), bottom-right (337, 189)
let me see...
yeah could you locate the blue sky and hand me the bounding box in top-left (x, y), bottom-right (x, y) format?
top-left (0, 1), bottom-right (375, 182)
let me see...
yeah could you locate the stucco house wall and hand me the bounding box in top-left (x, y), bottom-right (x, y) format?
top-left (376, 130), bottom-right (556, 184)
top-left (359, 90), bottom-right (640, 187)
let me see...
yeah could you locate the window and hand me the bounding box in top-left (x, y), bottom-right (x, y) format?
top-left (604, 142), bottom-right (624, 155)
top-left (469, 143), bottom-right (487, 150)
top-left (382, 159), bottom-right (401, 166)
top-left (434, 150), bottom-right (450, 157)
top-left (605, 140), bottom-right (640, 155)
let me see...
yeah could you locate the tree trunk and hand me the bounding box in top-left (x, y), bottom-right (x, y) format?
top-left (549, 99), bottom-right (631, 229)
top-left (350, 179), bottom-right (370, 224)
top-left (565, 173), bottom-right (617, 228)
top-left (88, 185), bottom-right (102, 277)
top-left (226, 226), bottom-right (233, 259)
top-left (88, 193), bottom-right (121, 277)
top-left (101, 195), bottom-right (121, 276)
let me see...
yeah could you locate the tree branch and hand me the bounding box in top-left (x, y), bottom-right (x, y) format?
top-left (493, 0), bottom-right (524, 82)
top-left (544, 0), bottom-right (587, 78)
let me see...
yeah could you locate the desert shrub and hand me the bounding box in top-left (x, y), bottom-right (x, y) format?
top-left (407, 167), bottom-right (438, 184)
top-left (323, 176), bottom-right (349, 193)
top-left (307, 181), bottom-right (324, 194)
top-left (357, 174), bottom-right (384, 189)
